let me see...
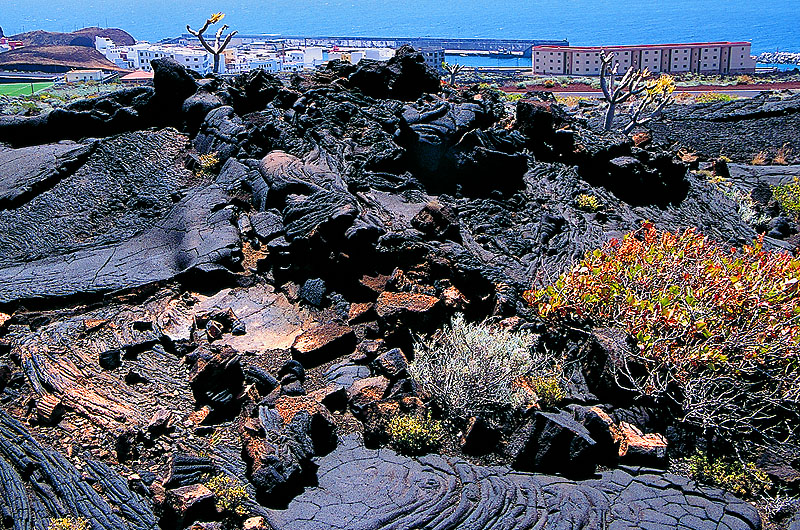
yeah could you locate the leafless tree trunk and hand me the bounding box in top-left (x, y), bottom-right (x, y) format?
top-left (187, 14), bottom-right (238, 75)
top-left (599, 51), bottom-right (646, 131)
top-left (442, 62), bottom-right (464, 85)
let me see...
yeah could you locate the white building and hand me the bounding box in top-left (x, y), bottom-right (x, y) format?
top-left (95, 36), bottom-right (136, 69)
top-left (364, 48), bottom-right (395, 61)
top-left (65, 69), bottom-right (104, 83)
top-left (95, 38), bottom-right (213, 75)
top-left (134, 45), bottom-right (213, 75)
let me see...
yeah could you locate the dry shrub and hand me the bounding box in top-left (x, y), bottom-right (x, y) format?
top-left (773, 143), bottom-right (792, 165)
top-left (409, 315), bottom-right (562, 421)
top-left (525, 223), bottom-right (800, 448)
top-left (751, 150), bottom-right (769, 165)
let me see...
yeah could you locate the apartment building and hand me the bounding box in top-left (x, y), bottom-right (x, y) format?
top-left (419, 47), bottom-right (445, 73)
top-left (533, 42), bottom-right (756, 76)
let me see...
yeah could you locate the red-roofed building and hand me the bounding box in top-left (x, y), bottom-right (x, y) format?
top-left (120, 70), bottom-right (154, 84)
top-left (532, 42), bottom-right (756, 76)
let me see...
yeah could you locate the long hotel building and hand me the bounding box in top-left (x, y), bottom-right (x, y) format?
top-left (533, 42), bottom-right (756, 76)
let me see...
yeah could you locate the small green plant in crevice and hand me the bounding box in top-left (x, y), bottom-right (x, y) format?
top-left (697, 170), bottom-right (769, 226)
top-left (687, 452), bottom-right (771, 499)
top-left (206, 473), bottom-right (248, 517)
top-left (528, 375), bottom-right (566, 408)
top-left (773, 177), bottom-right (800, 216)
top-left (386, 413), bottom-right (444, 455)
top-left (575, 194), bottom-right (602, 212)
top-left (47, 517), bottom-right (90, 530)
top-left (198, 151), bottom-right (221, 177)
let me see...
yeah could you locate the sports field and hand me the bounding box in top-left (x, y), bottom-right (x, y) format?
top-left (0, 82), bottom-right (54, 96)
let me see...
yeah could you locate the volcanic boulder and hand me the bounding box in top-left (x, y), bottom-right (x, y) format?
top-left (347, 45), bottom-right (440, 101)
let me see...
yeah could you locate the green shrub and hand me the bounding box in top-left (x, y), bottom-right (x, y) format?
top-left (696, 92), bottom-right (737, 103)
top-left (687, 452), bottom-right (771, 498)
top-left (410, 315), bottom-right (562, 420)
top-left (504, 91), bottom-right (525, 102)
top-left (206, 474), bottom-right (248, 516)
top-left (773, 178), bottom-right (800, 215)
top-left (47, 518), bottom-right (90, 530)
top-left (575, 194), bottom-right (602, 212)
top-left (387, 413), bottom-right (444, 455)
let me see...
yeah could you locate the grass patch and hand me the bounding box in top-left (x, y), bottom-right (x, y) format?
top-left (0, 82), bottom-right (53, 96)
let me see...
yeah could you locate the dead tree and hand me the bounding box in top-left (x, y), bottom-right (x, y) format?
top-left (187, 13), bottom-right (238, 75)
top-left (599, 51), bottom-right (648, 131)
top-left (622, 75), bottom-right (675, 133)
top-left (442, 61), bottom-right (464, 85)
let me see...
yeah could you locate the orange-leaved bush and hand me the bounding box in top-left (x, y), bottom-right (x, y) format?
top-left (524, 222), bottom-right (800, 446)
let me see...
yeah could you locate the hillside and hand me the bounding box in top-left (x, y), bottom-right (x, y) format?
top-left (0, 45), bottom-right (125, 71)
top-left (10, 27), bottom-right (135, 47)
top-left (0, 51), bottom-right (798, 530)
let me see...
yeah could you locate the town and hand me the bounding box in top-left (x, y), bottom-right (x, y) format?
top-left (0, 24), bottom-right (758, 87)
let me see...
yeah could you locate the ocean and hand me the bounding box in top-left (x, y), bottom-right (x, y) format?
top-left (2, 0), bottom-right (800, 54)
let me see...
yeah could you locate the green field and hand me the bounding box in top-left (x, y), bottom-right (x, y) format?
top-left (0, 82), bottom-right (54, 96)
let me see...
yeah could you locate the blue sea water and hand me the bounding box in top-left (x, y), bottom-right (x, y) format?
top-left (2, 0), bottom-right (799, 54)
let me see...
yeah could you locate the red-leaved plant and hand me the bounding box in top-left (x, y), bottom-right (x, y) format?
top-left (524, 222), bottom-right (800, 447)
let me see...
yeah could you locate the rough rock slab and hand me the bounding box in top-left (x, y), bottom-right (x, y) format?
top-left (0, 408), bottom-right (156, 530)
top-left (175, 285), bottom-right (311, 351)
top-left (0, 141), bottom-right (93, 209)
top-left (266, 434), bottom-right (761, 530)
top-left (650, 92), bottom-right (800, 162)
top-left (0, 185), bottom-right (239, 304)
top-left (0, 130), bottom-right (241, 305)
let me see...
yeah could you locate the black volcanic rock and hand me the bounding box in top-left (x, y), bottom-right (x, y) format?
top-left (650, 91), bottom-right (800, 162)
top-left (0, 86), bottom-right (155, 146)
top-left (0, 409), bottom-right (157, 529)
top-left (152, 57), bottom-right (199, 107)
top-left (347, 45), bottom-right (441, 101)
top-left (0, 130), bottom-right (241, 305)
top-left (265, 434), bottom-right (761, 530)
top-left (0, 58), bottom-right (783, 530)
